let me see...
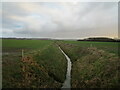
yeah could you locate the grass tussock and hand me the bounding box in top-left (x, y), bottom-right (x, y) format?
top-left (20, 55), bottom-right (61, 88)
top-left (72, 47), bottom-right (119, 88)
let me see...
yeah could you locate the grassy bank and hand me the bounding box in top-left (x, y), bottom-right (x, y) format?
top-left (58, 41), bottom-right (120, 88)
top-left (2, 39), bottom-right (67, 88)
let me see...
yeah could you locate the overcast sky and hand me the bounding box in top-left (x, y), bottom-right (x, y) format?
top-left (2, 2), bottom-right (118, 39)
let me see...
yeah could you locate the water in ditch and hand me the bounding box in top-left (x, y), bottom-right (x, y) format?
top-left (59, 47), bottom-right (72, 89)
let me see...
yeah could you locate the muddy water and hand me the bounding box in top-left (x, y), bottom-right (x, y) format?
top-left (59, 47), bottom-right (71, 89)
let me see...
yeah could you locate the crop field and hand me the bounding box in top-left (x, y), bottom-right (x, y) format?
top-left (61, 40), bottom-right (119, 55)
top-left (2, 39), bottom-right (120, 88)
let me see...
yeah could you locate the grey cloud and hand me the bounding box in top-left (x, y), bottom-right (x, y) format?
top-left (2, 2), bottom-right (118, 38)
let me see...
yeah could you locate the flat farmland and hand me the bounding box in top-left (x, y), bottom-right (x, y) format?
top-left (3, 39), bottom-right (53, 52)
top-left (2, 39), bottom-right (120, 88)
top-left (61, 40), bottom-right (119, 55)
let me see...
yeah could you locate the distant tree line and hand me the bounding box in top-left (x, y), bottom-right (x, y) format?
top-left (78, 37), bottom-right (120, 42)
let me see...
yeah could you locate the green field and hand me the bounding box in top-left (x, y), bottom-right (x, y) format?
top-left (2, 39), bottom-right (120, 88)
top-left (61, 40), bottom-right (119, 55)
top-left (3, 39), bottom-right (53, 52)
